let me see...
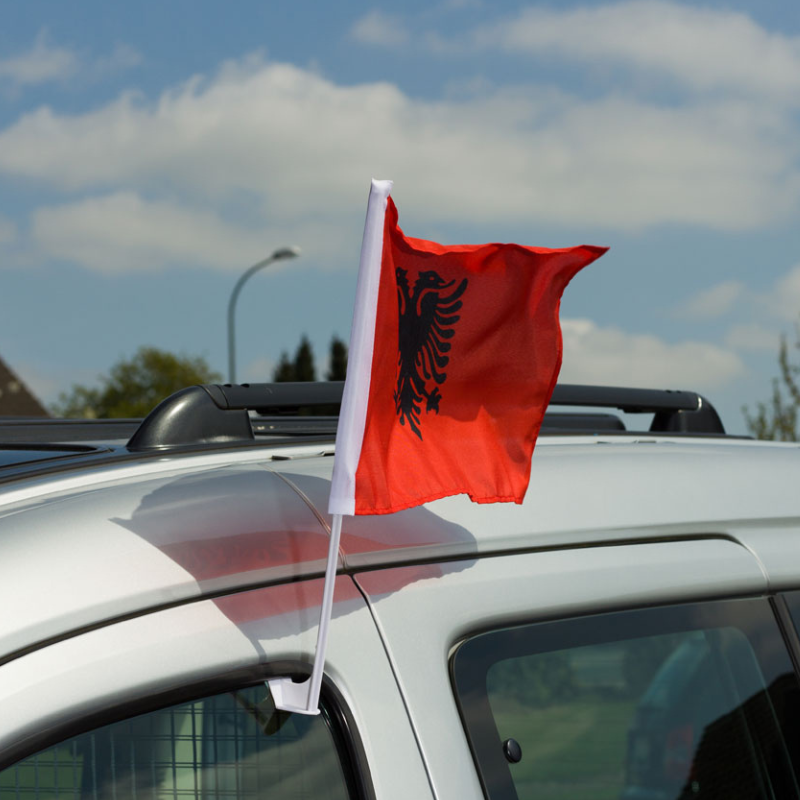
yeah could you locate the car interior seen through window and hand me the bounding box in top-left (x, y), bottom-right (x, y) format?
top-left (0, 685), bottom-right (356, 800)
top-left (453, 598), bottom-right (800, 800)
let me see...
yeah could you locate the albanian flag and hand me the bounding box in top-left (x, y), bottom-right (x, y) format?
top-left (329, 180), bottom-right (607, 516)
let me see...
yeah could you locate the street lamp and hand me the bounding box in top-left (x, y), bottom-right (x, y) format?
top-left (227, 246), bottom-right (301, 383)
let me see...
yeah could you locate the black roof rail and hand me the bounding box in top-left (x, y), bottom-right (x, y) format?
top-left (0, 418), bottom-right (140, 444)
top-left (126, 381), bottom-right (725, 451)
top-left (127, 382), bottom-right (344, 451)
top-left (541, 413), bottom-right (626, 433)
top-left (549, 385), bottom-right (725, 434)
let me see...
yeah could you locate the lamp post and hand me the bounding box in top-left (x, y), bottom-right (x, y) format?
top-left (227, 246), bottom-right (300, 383)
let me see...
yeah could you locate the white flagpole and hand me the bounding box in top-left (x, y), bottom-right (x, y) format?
top-left (268, 179), bottom-right (392, 714)
top-left (267, 513), bottom-right (343, 715)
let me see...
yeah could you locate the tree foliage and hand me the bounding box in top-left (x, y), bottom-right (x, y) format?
top-left (53, 346), bottom-right (221, 419)
top-left (294, 335), bottom-right (317, 382)
top-left (326, 335), bottom-right (348, 381)
top-left (487, 652), bottom-right (577, 707)
top-left (273, 335), bottom-right (348, 383)
top-left (272, 352), bottom-right (297, 383)
top-left (744, 325), bottom-right (800, 441)
top-left (273, 335), bottom-right (315, 383)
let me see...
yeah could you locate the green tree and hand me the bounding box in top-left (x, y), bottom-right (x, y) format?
top-left (487, 651), bottom-right (576, 708)
top-left (326, 336), bottom-right (348, 381)
top-left (273, 335), bottom-right (316, 382)
top-left (744, 324), bottom-right (800, 440)
top-left (294, 335), bottom-right (316, 382)
top-left (53, 346), bottom-right (221, 419)
top-left (272, 352), bottom-right (296, 382)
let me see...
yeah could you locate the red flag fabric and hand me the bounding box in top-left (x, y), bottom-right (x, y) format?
top-left (329, 180), bottom-right (607, 516)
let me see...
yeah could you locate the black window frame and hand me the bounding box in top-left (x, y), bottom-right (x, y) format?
top-left (450, 596), bottom-right (800, 800)
top-left (0, 660), bottom-right (375, 800)
top-left (777, 591), bottom-right (800, 665)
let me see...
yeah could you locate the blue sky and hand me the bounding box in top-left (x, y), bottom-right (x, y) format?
top-left (1, 0), bottom-right (799, 432)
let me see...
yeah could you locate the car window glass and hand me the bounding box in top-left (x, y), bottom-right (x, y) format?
top-left (0, 684), bottom-right (355, 800)
top-left (453, 598), bottom-right (800, 800)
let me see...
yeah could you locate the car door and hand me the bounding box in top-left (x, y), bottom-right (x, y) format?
top-left (0, 576), bottom-right (433, 800)
top-left (355, 537), bottom-right (800, 800)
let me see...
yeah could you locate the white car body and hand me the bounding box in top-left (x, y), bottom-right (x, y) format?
top-left (1, 384), bottom-right (799, 800)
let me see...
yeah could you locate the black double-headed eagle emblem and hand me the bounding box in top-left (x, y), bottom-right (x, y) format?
top-left (394, 267), bottom-right (468, 440)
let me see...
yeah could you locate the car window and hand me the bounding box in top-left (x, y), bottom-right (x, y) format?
top-left (452, 598), bottom-right (800, 800)
top-left (0, 684), bottom-right (358, 800)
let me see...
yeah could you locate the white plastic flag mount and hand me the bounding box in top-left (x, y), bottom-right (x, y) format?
top-left (267, 513), bottom-right (342, 715)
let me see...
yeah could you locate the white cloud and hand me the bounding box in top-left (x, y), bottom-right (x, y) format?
top-left (472, 1), bottom-right (800, 102)
top-left (32, 192), bottom-right (275, 273)
top-left (560, 318), bottom-right (745, 391)
top-left (0, 52), bottom-right (795, 270)
top-left (676, 264), bottom-right (800, 349)
top-left (764, 264), bottom-right (800, 321)
top-left (679, 264), bottom-right (800, 324)
top-left (350, 11), bottom-right (410, 46)
top-left (31, 191), bottom-right (352, 273)
top-left (94, 43), bottom-right (142, 74)
top-left (0, 31), bottom-right (78, 87)
top-left (677, 280), bottom-right (745, 319)
top-left (0, 215), bottom-right (17, 245)
top-left (0, 31), bottom-right (141, 90)
top-left (242, 356), bottom-right (277, 383)
top-left (725, 323), bottom-right (779, 352)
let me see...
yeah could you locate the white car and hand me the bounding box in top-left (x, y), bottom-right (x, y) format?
top-left (0, 381), bottom-right (798, 800)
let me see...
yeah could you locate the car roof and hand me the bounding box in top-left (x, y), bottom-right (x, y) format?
top-left (0, 430), bottom-right (798, 670)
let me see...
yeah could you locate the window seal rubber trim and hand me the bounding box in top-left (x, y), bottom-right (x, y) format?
top-left (773, 593), bottom-right (800, 678)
